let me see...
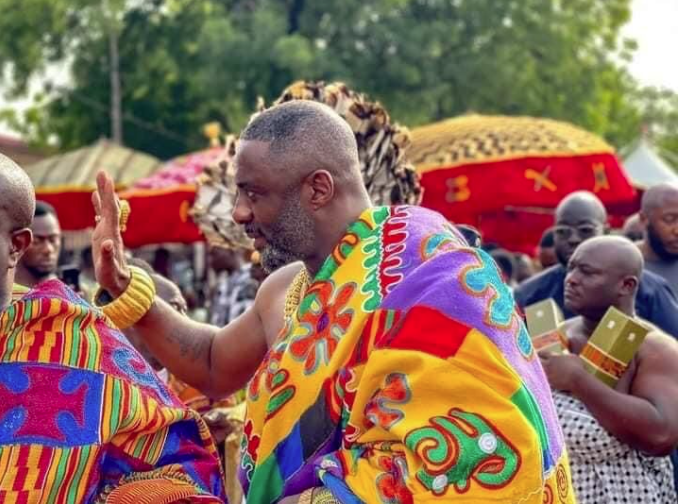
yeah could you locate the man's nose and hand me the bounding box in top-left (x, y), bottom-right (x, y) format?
top-left (565, 271), bottom-right (579, 286)
top-left (232, 195), bottom-right (252, 225)
top-left (567, 233), bottom-right (582, 248)
top-left (37, 240), bottom-right (55, 255)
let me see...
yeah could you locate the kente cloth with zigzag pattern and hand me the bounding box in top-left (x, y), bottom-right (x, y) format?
top-left (0, 280), bottom-right (226, 503)
top-left (241, 206), bottom-right (575, 503)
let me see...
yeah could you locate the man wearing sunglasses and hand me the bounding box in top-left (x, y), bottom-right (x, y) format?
top-left (515, 191), bottom-right (678, 339)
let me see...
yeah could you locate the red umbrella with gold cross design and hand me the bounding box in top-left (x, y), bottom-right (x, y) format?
top-left (118, 147), bottom-right (228, 248)
top-left (408, 115), bottom-right (638, 254)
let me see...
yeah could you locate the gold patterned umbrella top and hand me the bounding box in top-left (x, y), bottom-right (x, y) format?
top-left (409, 114), bottom-right (615, 174)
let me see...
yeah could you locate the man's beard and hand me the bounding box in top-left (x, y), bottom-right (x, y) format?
top-left (647, 222), bottom-right (678, 261)
top-left (25, 264), bottom-right (56, 280)
top-left (258, 197), bottom-right (316, 273)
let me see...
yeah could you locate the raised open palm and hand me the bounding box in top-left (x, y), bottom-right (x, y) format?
top-left (91, 171), bottom-right (130, 297)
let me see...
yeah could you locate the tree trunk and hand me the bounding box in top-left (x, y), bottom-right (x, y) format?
top-left (109, 27), bottom-right (123, 144)
top-left (287, 0), bottom-right (305, 34)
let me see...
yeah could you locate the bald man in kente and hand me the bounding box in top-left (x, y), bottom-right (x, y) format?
top-left (515, 190), bottom-right (678, 338)
top-left (92, 101), bottom-right (574, 503)
top-left (0, 154), bottom-right (225, 502)
top-left (540, 236), bottom-right (678, 503)
top-left (639, 183), bottom-right (678, 289)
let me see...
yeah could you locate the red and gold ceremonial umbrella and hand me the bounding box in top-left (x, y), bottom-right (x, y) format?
top-left (408, 115), bottom-right (638, 254)
top-left (25, 140), bottom-right (162, 230)
top-left (119, 147), bottom-right (227, 248)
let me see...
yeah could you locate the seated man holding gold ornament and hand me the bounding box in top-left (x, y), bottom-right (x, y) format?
top-left (540, 236), bottom-right (678, 503)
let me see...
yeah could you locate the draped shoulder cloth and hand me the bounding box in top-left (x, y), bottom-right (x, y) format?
top-left (241, 206), bottom-right (574, 503)
top-left (0, 281), bottom-right (225, 503)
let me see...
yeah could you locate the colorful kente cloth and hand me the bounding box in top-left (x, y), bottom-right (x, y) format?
top-left (11, 283), bottom-right (29, 302)
top-left (0, 280), bottom-right (226, 503)
top-left (241, 206), bottom-right (574, 503)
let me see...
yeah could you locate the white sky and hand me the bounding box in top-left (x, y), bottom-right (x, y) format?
top-left (1, 0), bottom-right (677, 137)
top-left (624, 0), bottom-right (678, 91)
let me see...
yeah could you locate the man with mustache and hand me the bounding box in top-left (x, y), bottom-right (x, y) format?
top-left (639, 183), bottom-right (678, 291)
top-left (541, 236), bottom-right (678, 503)
top-left (92, 101), bottom-right (574, 503)
top-left (515, 191), bottom-right (678, 338)
top-left (15, 201), bottom-right (61, 288)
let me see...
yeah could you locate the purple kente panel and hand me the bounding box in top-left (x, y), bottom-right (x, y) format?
top-left (378, 212), bottom-right (564, 469)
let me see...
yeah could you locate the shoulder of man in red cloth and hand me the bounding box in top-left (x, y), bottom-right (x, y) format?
top-left (1, 279), bottom-right (227, 503)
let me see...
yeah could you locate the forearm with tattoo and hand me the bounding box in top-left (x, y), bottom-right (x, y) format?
top-left (135, 298), bottom-right (218, 392)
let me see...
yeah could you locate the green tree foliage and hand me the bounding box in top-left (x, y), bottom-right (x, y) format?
top-left (0, 0), bottom-right (674, 161)
top-left (632, 87), bottom-right (678, 165)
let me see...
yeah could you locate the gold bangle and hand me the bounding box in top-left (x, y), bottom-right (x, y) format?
top-left (94, 266), bottom-right (156, 329)
top-left (119, 200), bottom-right (131, 232)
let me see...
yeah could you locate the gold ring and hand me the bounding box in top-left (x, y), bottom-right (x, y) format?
top-left (119, 200), bottom-right (131, 232)
top-left (95, 215), bottom-right (102, 224)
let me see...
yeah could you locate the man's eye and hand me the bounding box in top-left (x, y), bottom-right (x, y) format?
top-left (577, 226), bottom-right (597, 236)
top-left (246, 191), bottom-right (256, 200)
top-left (554, 226), bottom-right (570, 238)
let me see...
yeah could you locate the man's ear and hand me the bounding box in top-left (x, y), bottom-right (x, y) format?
top-left (8, 228), bottom-right (32, 268)
top-left (305, 170), bottom-right (335, 209)
top-left (620, 275), bottom-right (639, 297)
top-left (638, 211), bottom-right (649, 229)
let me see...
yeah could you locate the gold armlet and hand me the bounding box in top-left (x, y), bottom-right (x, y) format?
top-left (283, 267), bottom-right (311, 319)
top-left (298, 488), bottom-right (314, 504)
top-left (94, 266), bottom-right (156, 329)
top-left (311, 488), bottom-right (339, 504)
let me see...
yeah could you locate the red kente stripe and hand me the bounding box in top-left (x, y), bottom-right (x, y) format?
top-left (377, 305), bottom-right (470, 359)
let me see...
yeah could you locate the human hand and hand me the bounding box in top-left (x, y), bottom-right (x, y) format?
top-left (91, 171), bottom-right (130, 297)
top-left (539, 352), bottom-right (585, 392)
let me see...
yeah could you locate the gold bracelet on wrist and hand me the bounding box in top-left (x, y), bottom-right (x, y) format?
top-left (94, 266), bottom-right (156, 330)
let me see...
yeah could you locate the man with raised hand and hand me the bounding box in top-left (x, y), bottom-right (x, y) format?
top-left (92, 101), bottom-right (573, 503)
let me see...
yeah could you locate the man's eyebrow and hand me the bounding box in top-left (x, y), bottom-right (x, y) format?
top-left (576, 260), bottom-right (600, 269)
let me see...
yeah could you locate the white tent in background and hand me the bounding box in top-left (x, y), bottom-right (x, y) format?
top-left (623, 138), bottom-right (678, 188)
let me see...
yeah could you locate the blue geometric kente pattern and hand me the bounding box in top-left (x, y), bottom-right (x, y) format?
top-left (462, 250), bottom-right (514, 327)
